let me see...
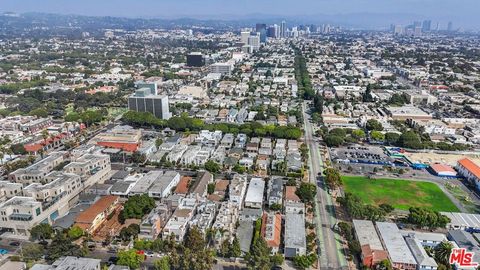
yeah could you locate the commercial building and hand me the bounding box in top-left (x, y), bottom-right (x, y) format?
top-left (456, 158), bottom-right (480, 190)
top-left (186, 52), bottom-right (205, 67)
top-left (376, 222), bottom-right (417, 270)
top-left (209, 62), bottom-right (233, 75)
top-left (404, 234), bottom-right (438, 270)
top-left (284, 213), bottom-right (306, 258)
top-left (148, 171), bottom-right (181, 199)
top-left (31, 256), bottom-right (101, 270)
top-left (74, 195), bottom-right (120, 234)
top-left (441, 212), bottom-right (480, 230)
top-left (428, 164), bottom-right (457, 177)
top-left (448, 230), bottom-right (480, 267)
top-left (352, 219), bottom-right (389, 268)
top-left (128, 88), bottom-right (171, 120)
top-left (244, 178), bottom-right (265, 209)
top-left (385, 106), bottom-right (432, 121)
top-left (91, 126), bottom-right (142, 152)
top-left (8, 151), bottom-right (66, 184)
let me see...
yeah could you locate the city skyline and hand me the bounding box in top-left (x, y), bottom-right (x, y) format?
top-left (1, 0), bottom-right (479, 30)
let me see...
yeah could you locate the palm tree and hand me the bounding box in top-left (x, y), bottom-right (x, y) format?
top-left (434, 241), bottom-right (453, 266)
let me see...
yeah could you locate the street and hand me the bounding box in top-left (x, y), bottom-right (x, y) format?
top-left (302, 101), bottom-right (348, 270)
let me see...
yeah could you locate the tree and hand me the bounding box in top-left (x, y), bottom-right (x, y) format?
top-left (408, 207), bottom-right (450, 229)
top-left (30, 224), bottom-right (54, 241)
top-left (351, 129), bottom-right (366, 140)
top-left (155, 138), bottom-right (163, 147)
top-left (366, 119), bottom-right (383, 131)
top-left (229, 237), bottom-right (242, 258)
top-left (117, 249), bottom-right (145, 269)
top-left (120, 194), bottom-right (155, 222)
top-left (119, 224), bottom-right (140, 242)
top-left (247, 238), bottom-right (272, 270)
top-left (204, 160), bottom-right (220, 174)
top-left (10, 143), bottom-right (27, 155)
top-left (324, 167), bottom-right (342, 189)
top-left (153, 257), bottom-right (170, 270)
top-left (324, 135), bottom-right (344, 147)
top-left (185, 226), bottom-right (206, 253)
top-left (371, 131), bottom-right (385, 142)
top-left (207, 183), bottom-right (215, 195)
top-left (293, 254), bottom-right (316, 269)
top-left (67, 226), bottom-right (84, 240)
top-left (296, 183), bottom-right (317, 204)
top-left (46, 233), bottom-right (86, 263)
top-left (379, 204), bottom-right (394, 214)
top-left (131, 151), bottom-right (146, 164)
top-left (29, 108), bottom-right (48, 118)
top-left (377, 259), bottom-right (393, 270)
top-left (22, 242), bottom-right (45, 262)
top-left (385, 132), bottom-right (401, 145)
top-left (271, 253), bottom-right (284, 266)
top-left (398, 131), bottom-right (423, 149)
top-left (434, 241), bottom-right (453, 266)
top-left (233, 164), bottom-right (246, 174)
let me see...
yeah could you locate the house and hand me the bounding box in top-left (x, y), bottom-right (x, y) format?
top-left (189, 201), bottom-right (216, 234)
top-left (244, 178), bottom-right (265, 209)
top-left (162, 197), bottom-right (197, 242)
top-left (138, 204), bottom-right (169, 240)
top-left (268, 177), bottom-right (284, 207)
top-left (286, 153), bottom-right (302, 172)
top-left (235, 134), bottom-right (248, 148)
top-left (285, 186), bottom-right (301, 204)
top-left (74, 195), bottom-right (120, 234)
top-left (207, 179), bottom-right (229, 202)
top-left (229, 174), bottom-right (248, 207)
top-left (212, 201), bottom-right (240, 246)
top-left (261, 212), bottom-right (282, 254)
top-left (284, 213), bottom-right (306, 258)
top-left (190, 171), bottom-right (213, 199)
top-left (220, 133), bottom-right (235, 150)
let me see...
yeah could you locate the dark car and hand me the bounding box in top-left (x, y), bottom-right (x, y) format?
top-left (9, 241), bottom-right (20, 247)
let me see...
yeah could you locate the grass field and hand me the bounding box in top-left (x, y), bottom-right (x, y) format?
top-left (342, 176), bottom-right (459, 212)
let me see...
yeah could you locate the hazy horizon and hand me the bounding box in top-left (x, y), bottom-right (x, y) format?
top-left (1, 0), bottom-right (480, 29)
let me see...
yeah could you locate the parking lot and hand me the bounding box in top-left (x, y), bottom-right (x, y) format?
top-left (330, 145), bottom-right (394, 165)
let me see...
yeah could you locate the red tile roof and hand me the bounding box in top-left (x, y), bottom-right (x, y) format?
top-left (261, 212), bottom-right (282, 248)
top-left (285, 186), bottom-right (301, 202)
top-left (430, 163), bottom-right (456, 174)
top-left (458, 158), bottom-right (480, 179)
top-left (75, 195), bottom-right (119, 225)
top-left (175, 176), bottom-right (191, 194)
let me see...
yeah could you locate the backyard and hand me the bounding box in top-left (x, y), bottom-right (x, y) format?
top-left (342, 176), bottom-right (459, 212)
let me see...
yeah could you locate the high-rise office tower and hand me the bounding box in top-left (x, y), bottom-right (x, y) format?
top-left (248, 33), bottom-right (261, 51)
top-left (128, 88), bottom-right (171, 120)
top-left (447, 21), bottom-right (453, 31)
top-left (422, 20), bottom-right (431, 32)
top-left (256, 23), bottom-right (267, 43)
top-left (186, 52), bottom-right (205, 67)
top-left (280, 20), bottom-right (286, 38)
top-left (267, 25), bottom-right (277, 38)
top-left (240, 31), bottom-right (251, 44)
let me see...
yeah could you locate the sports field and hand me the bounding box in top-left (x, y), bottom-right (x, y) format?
top-left (342, 176), bottom-right (459, 212)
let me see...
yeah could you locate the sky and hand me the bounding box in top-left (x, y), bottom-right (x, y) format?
top-left (1, 0), bottom-right (479, 29)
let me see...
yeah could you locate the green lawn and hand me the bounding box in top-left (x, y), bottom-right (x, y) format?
top-left (342, 176), bottom-right (459, 212)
